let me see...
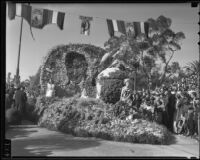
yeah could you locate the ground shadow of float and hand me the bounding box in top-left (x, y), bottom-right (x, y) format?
top-left (6, 127), bottom-right (101, 156)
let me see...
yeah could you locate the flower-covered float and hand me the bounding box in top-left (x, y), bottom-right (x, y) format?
top-left (34, 43), bottom-right (174, 145)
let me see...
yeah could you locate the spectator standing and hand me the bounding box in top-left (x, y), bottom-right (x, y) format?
top-left (154, 99), bottom-right (164, 124)
top-left (174, 94), bottom-right (183, 133)
top-left (162, 91), bottom-right (170, 129)
top-left (168, 90), bottom-right (177, 132)
top-left (186, 107), bottom-right (195, 136)
top-left (8, 84), bottom-right (15, 107)
top-left (5, 89), bottom-right (11, 110)
top-left (191, 92), bottom-right (199, 136)
top-left (14, 86), bottom-right (27, 123)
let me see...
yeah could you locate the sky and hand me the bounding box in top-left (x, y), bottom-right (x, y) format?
top-left (6, 3), bottom-right (199, 81)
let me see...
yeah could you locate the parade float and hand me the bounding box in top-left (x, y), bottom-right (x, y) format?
top-left (33, 43), bottom-right (173, 145)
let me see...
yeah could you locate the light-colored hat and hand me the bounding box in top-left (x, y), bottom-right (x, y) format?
top-left (124, 78), bottom-right (131, 84)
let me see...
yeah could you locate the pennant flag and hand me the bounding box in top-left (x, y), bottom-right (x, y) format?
top-left (124, 22), bottom-right (135, 37)
top-left (107, 19), bottom-right (126, 37)
top-left (8, 3), bottom-right (35, 39)
top-left (30, 7), bottom-right (65, 30)
top-left (8, 3), bottom-right (31, 23)
top-left (8, 2), bottom-right (16, 20)
top-left (80, 16), bottom-right (93, 36)
top-left (7, 3), bottom-right (65, 30)
top-left (133, 22), bottom-right (149, 38)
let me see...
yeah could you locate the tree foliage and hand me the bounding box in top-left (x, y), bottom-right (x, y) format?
top-left (102, 15), bottom-right (185, 88)
top-left (185, 60), bottom-right (199, 75)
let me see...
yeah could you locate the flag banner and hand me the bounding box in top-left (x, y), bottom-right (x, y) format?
top-left (107, 19), bottom-right (126, 37)
top-left (8, 3), bottom-right (65, 30)
top-left (8, 3), bottom-right (149, 38)
top-left (107, 19), bottom-right (114, 37)
top-left (125, 22), bottom-right (135, 37)
top-left (80, 16), bottom-right (93, 36)
top-left (133, 22), bottom-right (149, 38)
top-left (31, 7), bottom-right (65, 30)
top-left (8, 2), bottom-right (16, 20)
top-left (8, 3), bottom-right (31, 22)
top-left (31, 8), bottom-right (44, 28)
top-left (49, 11), bottom-right (65, 30)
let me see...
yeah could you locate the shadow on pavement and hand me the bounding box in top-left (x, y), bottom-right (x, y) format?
top-left (166, 134), bottom-right (177, 145)
top-left (6, 127), bottom-right (38, 139)
top-left (7, 127), bottom-right (101, 156)
top-left (11, 135), bottom-right (101, 156)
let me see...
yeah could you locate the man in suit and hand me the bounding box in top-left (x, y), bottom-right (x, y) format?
top-left (14, 85), bottom-right (27, 122)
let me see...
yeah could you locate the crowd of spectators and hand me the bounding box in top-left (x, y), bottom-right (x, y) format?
top-left (121, 75), bottom-right (199, 139)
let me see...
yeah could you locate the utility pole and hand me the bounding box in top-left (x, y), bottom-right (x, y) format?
top-left (197, 2), bottom-right (200, 152)
top-left (15, 17), bottom-right (23, 87)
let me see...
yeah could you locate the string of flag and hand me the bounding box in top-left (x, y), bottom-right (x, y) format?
top-left (8, 2), bottom-right (150, 39)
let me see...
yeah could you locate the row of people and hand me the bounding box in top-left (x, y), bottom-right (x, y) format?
top-left (5, 84), bottom-right (27, 123)
top-left (120, 78), bottom-right (199, 137)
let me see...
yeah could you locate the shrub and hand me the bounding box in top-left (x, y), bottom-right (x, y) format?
top-left (34, 95), bottom-right (61, 123)
top-left (25, 102), bottom-right (38, 123)
top-left (112, 101), bottom-right (130, 117)
top-left (100, 79), bottom-right (124, 104)
top-left (76, 97), bottom-right (103, 108)
top-left (6, 108), bottom-right (21, 125)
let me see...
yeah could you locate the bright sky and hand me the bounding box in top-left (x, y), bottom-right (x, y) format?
top-left (6, 3), bottom-right (199, 81)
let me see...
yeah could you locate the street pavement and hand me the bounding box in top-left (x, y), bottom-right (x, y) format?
top-left (6, 122), bottom-right (199, 157)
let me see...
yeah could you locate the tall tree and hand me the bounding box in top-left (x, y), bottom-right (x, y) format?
top-left (146, 16), bottom-right (185, 84)
top-left (102, 15), bottom-right (185, 87)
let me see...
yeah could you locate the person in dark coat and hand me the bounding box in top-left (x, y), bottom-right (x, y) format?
top-left (186, 107), bottom-right (195, 136)
top-left (162, 91), bottom-right (169, 128)
top-left (8, 84), bottom-right (15, 107)
top-left (14, 86), bottom-right (27, 122)
top-left (167, 91), bottom-right (176, 132)
top-left (5, 89), bottom-right (11, 110)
